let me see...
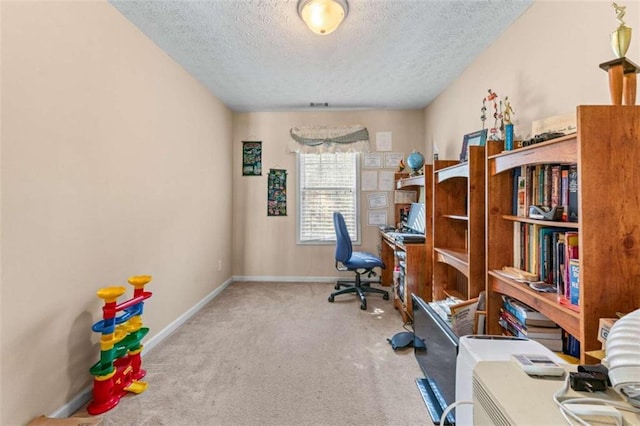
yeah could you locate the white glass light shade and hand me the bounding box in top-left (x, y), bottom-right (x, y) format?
top-left (298, 0), bottom-right (348, 35)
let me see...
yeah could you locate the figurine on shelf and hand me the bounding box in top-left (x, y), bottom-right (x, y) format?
top-left (613, 2), bottom-right (626, 23)
top-left (397, 159), bottom-right (406, 173)
top-left (499, 100), bottom-right (505, 134)
top-left (480, 98), bottom-right (487, 130)
top-left (611, 2), bottom-right (631, 58)
top-left (486, 89), bottom-right (501, 140)
top-left (503, 97), bottom-right (515, 124)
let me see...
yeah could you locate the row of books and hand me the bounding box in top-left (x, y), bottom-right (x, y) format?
top-left (513, 164), bottom-right (578, 222)
top-left (500, 296), bottom-right (580, 356)
top-left (512, 224), bottom-right (580, 308)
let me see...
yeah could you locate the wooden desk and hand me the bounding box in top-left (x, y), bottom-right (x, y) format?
top-left (380, 231), bottom-right (427, 322)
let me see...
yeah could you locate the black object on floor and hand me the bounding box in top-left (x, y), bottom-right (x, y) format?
top-left (387, 331), bottom-right (414, 350)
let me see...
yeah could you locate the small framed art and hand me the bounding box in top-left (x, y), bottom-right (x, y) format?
top-left (242, 141), bottom-right (262, 176)
top-left (459, 129), bottom-right (488, 162)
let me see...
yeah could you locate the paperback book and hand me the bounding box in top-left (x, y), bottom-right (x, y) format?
top-left (501, 296), bottom-right (557, 328)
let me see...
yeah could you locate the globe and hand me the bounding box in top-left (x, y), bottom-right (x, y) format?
top-left (407, 150), bottom-right (425, 175)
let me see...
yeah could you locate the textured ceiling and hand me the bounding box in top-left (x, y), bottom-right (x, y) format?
top-left (109, 0), bottom-right (533, 112)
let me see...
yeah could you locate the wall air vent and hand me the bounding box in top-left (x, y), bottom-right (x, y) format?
top-left (309, 102), bottom-right (329, 107)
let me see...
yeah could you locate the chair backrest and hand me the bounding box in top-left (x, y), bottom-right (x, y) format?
top-left (333, 212), bottom-right (353, 264)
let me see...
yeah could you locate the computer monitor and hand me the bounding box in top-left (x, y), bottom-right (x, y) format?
top-left (405, 203), bottom-right (426, 234)
top-left (413, 295), bottom-right (459, 425)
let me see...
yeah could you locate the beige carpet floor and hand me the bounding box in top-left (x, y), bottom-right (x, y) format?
top-left (78, 281), bottom-right (433, 425)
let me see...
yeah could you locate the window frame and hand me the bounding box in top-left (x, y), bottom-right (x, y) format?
top-left (296, 152), bottom-right (361, 245)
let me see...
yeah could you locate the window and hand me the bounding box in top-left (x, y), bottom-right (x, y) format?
top-left (297, 152), bottom-right (359, 244)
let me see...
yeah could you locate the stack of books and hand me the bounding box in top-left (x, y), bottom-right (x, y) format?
top-left (499, 296), bottom-right (562, 352)
top-left (428, 297), bottom-right (463, 323)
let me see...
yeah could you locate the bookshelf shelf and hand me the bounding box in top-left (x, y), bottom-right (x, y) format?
top-left (501, 215), bottom-right (580, 229)
top-left (443, 289), bottom-right (465, 300)
top-left (397, 174), bottom-right (425, 189)
top-left (489, 136), bottom-right (577, 174)
top-left (486, 105), bottom-right (640, 363)
top-left (434, 248), bottom-right (469, 277)
top-left (488, 271), bottom-right (580, 338)
top-left (444, 214), bottom-right (468, 221)
top-left (436, 162), bottom-right (469, 181)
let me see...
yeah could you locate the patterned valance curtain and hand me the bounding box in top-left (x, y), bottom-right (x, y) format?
top-left (288, 125), bottom-right (370, 153)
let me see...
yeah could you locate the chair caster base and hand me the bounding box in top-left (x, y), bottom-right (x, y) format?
top-left (360, 302), bottom-right (367, 310)
top-left (383, 293), bottom-right (389, 300)
top-left (328, 295), bottom-right (334, 303)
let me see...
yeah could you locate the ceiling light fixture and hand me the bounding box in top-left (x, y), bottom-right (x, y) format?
top-left (297, 0), bottom-right (349, 35)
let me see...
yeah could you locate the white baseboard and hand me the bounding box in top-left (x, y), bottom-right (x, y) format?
top-left (232, 275), bottom-right (343, 282)
top-left (49, 277), bottom-right (234, 418)
top-left (49, 387), bottom-right (94, 420)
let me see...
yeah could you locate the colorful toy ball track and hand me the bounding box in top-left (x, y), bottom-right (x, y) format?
top-left (87, 275), bottom-right (153, 415)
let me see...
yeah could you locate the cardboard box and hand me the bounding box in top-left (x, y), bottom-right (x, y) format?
top-left (597, 317), bottom-right (618, 345)
top-left (27, 416), bottom-right (102, 426)
top-left (531, 112), bottom-right (577, 136)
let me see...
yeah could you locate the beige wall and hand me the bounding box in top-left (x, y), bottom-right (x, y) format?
top-left (232, 111), bottom-right (425, 279)
top-left (3, 0), bottom-right (640, 424)
top-left (425, 0), bottom-right (640, 158)
top-left (1, 1), bottom-right (233, 424)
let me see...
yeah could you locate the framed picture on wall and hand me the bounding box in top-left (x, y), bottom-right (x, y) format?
top-left (242, 141), bottom-right (262, 176)
top-left (459, 129), bottom-right (488, 162)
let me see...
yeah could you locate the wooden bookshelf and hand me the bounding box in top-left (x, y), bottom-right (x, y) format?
top-left (380, 166), bottom-right (433, 322)
top-left (432, 143), bottom-right (493, 302)
top-left (485, 105), bottom-right (640, 363)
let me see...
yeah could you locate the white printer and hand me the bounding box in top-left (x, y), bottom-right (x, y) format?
top-left (455, 335), bottom-right (565, 425)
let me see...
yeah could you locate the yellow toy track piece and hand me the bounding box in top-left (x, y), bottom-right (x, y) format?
top-left (125, 380), bottom-right (148, 394)
top-left (128, 275), bottom-right (152, 287)
top-left (96, 286), bottom-right (126, 302)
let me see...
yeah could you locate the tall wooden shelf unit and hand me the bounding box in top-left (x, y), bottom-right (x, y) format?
top-left (485, 105), bottom-right (640, 363)
top-left (432, 143), bottom-right (490, 302)
top-left (380, 166), bottom-right (433, 322)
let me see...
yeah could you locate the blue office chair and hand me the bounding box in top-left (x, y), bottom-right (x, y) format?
top-left (328, 212), bottom-right (389, 310)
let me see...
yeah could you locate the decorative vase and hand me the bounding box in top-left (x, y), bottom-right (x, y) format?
top-left (406, 150), bottom-right (425, 176)
top-left (611, 25), bottom-right (632, 58)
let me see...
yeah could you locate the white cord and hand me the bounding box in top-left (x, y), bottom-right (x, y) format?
top-left (439, 400), bottom-right (473, 425)
top-left (553, 375), bottom-right (590, 426)
top-left (561, 397), bottom-right (640, 413)
top-left (552, 373), bottom-right (640, 425)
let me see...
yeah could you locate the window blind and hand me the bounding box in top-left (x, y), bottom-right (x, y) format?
top-left (298, 152), bottom-right (359, 244)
